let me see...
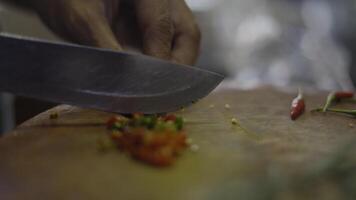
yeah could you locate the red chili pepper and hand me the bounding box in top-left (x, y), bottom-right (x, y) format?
top-left (322, 91), bottom-right (354, 112)
top-left (290, 89), bottom-right (305, 120)
top-left (334, 91), bottom-right (354, 100)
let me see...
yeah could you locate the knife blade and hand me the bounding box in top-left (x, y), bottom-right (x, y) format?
top-left (0, 34), bottom-right (224, 114)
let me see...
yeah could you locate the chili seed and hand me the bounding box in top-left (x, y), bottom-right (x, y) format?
top-left (231, 118), bottom-right (238, 125)
top-left (190, 144), bottom-right (200, 152)
top-left (49, 112), bottom-right (58, 119)
top-left (186, 138), bottom-right (193, 145)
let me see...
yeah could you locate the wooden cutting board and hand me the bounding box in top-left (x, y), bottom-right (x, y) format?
top-left (0, 88), bottom-right (355, 200)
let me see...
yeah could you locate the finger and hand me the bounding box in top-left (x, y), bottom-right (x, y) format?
top-left (171, 1), bottom-right (201, 65)
top-left (172, 29), bottom-right (201, 65)
top-left (71, 13), bottom-right (123, 50)
top-left (81, 13), bottom-right (123, 50)
top-left (135, 0), bottom-right (174, 60)
top-left (113, 0), bottom-right (142, 50)
top-left (38, 1), bottom-right (122, 51)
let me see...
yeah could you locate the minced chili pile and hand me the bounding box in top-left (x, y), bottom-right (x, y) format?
top-left (106, 114), bottom-right (187, 167)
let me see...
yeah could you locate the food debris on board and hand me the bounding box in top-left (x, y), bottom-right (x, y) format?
top-left (180, 107), bottom-right (185, 112)
top-left (96, 136), bottom-right (115, 152)
top-left (224, 104), bottom-right (231, 109)
top-left (290, 88), bottom-right (305, 120)
top-left (185, 138), bottom-right (193, 145)
top-left (231, 118), bottom-right (238, 125)
top-left (105, 114), bottom-right (189, 167)
top-left (49, 112), bottom-right (59, 119)
top-left (190, 144), bottom-right (199, 152)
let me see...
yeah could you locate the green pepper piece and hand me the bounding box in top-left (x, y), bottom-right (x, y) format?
top-left (146, 116), bottom-right (157, 129)
top-left (175, 117), bottom-right (184, 131)
top-left (139, 116), bottom-right (156, 129)
top-left (165, 121), bottom-right (178, 132)
top-left (112, 122), bottom-right (125, 130)
top-left (154, 120), bottom-right (166, 131)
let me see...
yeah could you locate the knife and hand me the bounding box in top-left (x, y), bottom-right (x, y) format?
top-left (0, 34), bottom-right (224, 114)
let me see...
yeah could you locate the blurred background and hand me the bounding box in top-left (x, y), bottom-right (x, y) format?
top-left (0, 0), bottom-right (355, 134)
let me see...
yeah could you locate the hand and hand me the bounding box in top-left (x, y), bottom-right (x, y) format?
top-left (31, 0), bottom-right (201, 65)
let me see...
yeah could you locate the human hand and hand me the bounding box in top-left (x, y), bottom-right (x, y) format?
top-left (31, 0), bottom-right (201, 65)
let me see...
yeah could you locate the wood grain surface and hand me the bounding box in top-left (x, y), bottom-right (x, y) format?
top-left (0, 88), bottom-right (355, 200)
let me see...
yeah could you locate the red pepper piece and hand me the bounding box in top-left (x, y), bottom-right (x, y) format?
top-left (290, 89), bottom-right (305, 120)
top-left (334, 91), bottom-right (354, 100)
top-left (163, 114), bottom-right (177, 122)
top-left (106, 116), bottom-right (128, 130)
top-left (106, 116), bottom-right (119, 129)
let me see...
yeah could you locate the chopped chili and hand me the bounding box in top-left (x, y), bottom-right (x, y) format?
top-left (163, 114), bottom-right (176, 122)
top-left (106, 113), bottom-right (187, 167)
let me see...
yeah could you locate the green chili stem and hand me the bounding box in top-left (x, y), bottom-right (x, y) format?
top-left (313, 108), bottom-right (356, 117)
top-left (322, 92), bottom-right (336, 112)
top-left (325, 108), bottom-right (356, 116)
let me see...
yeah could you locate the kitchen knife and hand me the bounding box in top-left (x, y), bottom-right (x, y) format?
top-left (0, 34), bottom-right (224, 114)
